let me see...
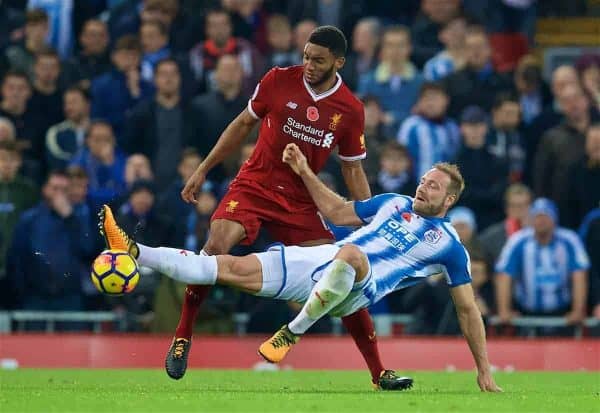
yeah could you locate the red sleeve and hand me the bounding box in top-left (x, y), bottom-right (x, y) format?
top-left (338, 102), bottom-right (366, 161)
top-left (247, 67), bottom-right (278, 119)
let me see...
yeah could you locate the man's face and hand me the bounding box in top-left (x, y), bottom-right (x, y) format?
top-left (294, 21), bottom-right (317, 52)
top-left (130, 189), bottom-right (154, 216)
top-left (140, 24), bottom-right (167, 53)
top-left (461, 122), bottom-right (488, 149)
top-left (558, 85), bottom-right (589, 123)
top-left (0, 149), bottom-right (20, 181)
top-left (413, 169), bottom-right (454, 216)
top-left (586, 128), bottom-right (600, 162)
top-left (352, 22), bottom-right (377, 54)
top-left (214, 55), bottom-right (243, 92)
top-left (303, 43), bottom-right (341, 88)
top-left (178, 155), bottom-right (201, 182)
top-left (80, 21), bottom-right (109, 55)
top-left (68, 176), bottom-right (88, 204)
top-left (43, 174), bottom-right (69, 203)
top-left (492, 101), bottom-right (520, 131)
top-left (64, 91), bottom-right (89, 122)
top-left (2, 76), bottom-right (31, 107)
top-left (125, 154), bottom-right (153, 183)
top-left (465, 33), bottom-right (491, 70)
top-left (551, 66), bottom-right (578, 97)
top-left (206, 12), bottom-right (232, 46)
top-left (87, 124), bottom-right (115, 160)
top-left (25, 21), bottom-right (48, 45)
top-left (419, 89), bottom-right (449, 119)
top-left (380, 151), bottom-right (409, 176)
top-left (154, 62), bottom-right (180, 95)
top-left (439, 18), bottom-right (466, 49)
top-left (533, 214), bottom-right (554, 237)
top-left (34, 56), bottom-right (60, 84)
top-left (380, 31), bottom-right (411, 65)
top-left (506, 192), bottom-right (531, 221)
top-left (112, 49), bottom-right (140, 72)
top-left (364, 100), bottom-right (383, 128)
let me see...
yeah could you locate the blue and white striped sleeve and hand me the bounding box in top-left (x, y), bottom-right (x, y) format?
top-left (494, 232), bottom-right (525, 277)
top-left (353, 193), bottom-right (400, 224)
top-left (562, 230), bottom-right (590, 272)
top-left (442, 242), bottom-right (472, 287)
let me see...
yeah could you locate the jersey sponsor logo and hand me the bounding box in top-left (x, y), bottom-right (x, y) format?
top-left (376, 218), bottom-right (419, 252)
top-left (424, 228), bottom-right (443, 244)
top-left (225, 200), bottom-right (239, 213)
top-left (329, 113), bottom-right (342, 130)
top-left (286, 101), bottom-right (298, 109)
top-left (306, 106), bottom-right (319, 122)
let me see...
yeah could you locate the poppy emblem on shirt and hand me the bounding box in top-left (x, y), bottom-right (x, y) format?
top-left (401, 212), bottom-right (412, 222)
top-left (424, 228), bottom-right (443, 244)
top-left (306, 106), bottom-right (319, 122)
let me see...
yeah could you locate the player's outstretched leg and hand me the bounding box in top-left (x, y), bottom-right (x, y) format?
top-left (258, 244), bottom-right (365, 363)
top-left (375, 370), bottom-right (414, 391)
top-left (98, 204), bottom-right (139, 257)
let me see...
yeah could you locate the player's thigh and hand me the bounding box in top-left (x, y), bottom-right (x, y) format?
top-left (216, 254), bottom-right (263, 294)
top-left (204, 219), bottom-right (247, 254)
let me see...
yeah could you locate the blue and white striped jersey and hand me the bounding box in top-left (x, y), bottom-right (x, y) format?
top-left (336, 194), bottom-right (472, 305)
top-left (495, 227), bottom-right (590, 313)
top-left (423, 51), bottom-right (455, 81)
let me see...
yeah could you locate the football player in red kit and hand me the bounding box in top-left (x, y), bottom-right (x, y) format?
top-left (166, 25), bottom-right (406, 390)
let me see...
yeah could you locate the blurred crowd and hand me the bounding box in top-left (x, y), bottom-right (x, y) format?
top-left (0, 0), bottom-right (599, 336)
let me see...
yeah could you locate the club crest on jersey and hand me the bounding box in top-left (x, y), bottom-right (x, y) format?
top-left (306, 106), bottom-right (319, 122)
top-left (329, 113), bottom-right (342, 130)
top-left (424, 228), bottom-right (443, 244)
top-left (226, 200), bottom-right (239, 213)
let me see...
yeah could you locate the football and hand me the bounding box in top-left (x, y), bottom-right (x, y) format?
top-left (91, 250), bottom-right (139, 295)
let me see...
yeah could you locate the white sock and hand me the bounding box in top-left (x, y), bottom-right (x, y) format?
top-left (137, 244), bottom-right (218, 285)
top-left (288, 259), bottom-right (355, 335)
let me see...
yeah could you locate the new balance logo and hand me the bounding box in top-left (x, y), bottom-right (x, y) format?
top-left (286, 101), bottom-right (298, 109)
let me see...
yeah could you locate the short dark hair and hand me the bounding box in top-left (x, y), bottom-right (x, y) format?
top-left (154, 57), bottom-right (180, 74)
top-left (492, 91), bottom-right (519, 111)
top-left (66, 165), bottom-right (88, 180)
top-left (2, 69), bottom-right (30, 86)
top-left (307, 25), bottom-right (347, 58)
top-left (418, 82), bottom-right (447, 99)
top-left (65, 85), bottom-right (91, 102)
top-left (114, 34), bottom-right (141, 52)
top-left (180, 147), bottom-right (202, 163)
top-left (26, 9), bottom-right (48, 24)
top-left (141, 19), bottom-right (168, 36)
top-left (380, 141), bottom-right (410, 158)
top-left (35, 47), bottom-right (60, 62)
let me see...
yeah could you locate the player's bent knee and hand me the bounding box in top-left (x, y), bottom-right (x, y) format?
top-left (335, 244), bottom-right (368, 279)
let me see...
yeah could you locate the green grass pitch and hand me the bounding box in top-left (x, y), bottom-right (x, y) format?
top-left (1, 369), bottom-right (598, 412)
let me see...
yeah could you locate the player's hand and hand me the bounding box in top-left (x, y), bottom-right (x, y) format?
top-left (477, 371), bottom-right (502, 392)
top-left (282, 143), bottom-right (308, 175)
top-left (181, 169), bottom-right (206, 204)
top-left (565, 309), bottom-right (586, 325)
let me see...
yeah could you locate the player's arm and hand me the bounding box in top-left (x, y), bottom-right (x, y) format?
top-left (494, 272), bottom-right (514, 323)
top-left (182, 109), bottom-right (258, 202)
top-left (283, 143), bottom-right (363, 226)
top-left (340, 160), bottom-right (371, 200)
top-left (566, 270), bottom-right (588, 324)
top-left (450, 284), bottom-right (502, 392)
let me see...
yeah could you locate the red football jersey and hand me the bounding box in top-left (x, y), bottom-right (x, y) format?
top-left (238, 65), bottom-right (366, 204)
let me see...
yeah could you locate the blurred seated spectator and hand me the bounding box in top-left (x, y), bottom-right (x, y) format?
top-left (124, 153), bottom-right (153, 190)
top-left (290, 19), bottom-right (317, 65)
top-left (69, 121), bottom-right (127, 212)
top-left (487, 92), bottom-right (526, 183)
top-left (90, 34), bottom-right (154, 143)
top-left (495, 198), bottom-right (589, 334)
top-left (534, 84), bottom-right (599, 224)
top-left (45, 86), bottom-right (91, 170)
top-left (6, 170), bottom-right (96, 329)
top-left (513, 54), bottom-right (551, 125)
top-left (576, 54), bottom-right (600, 113)
top-left (423, 15), bottom-right (466, 81)
top-left (223, 0), bottom-right (270, 55)
top-left (371, 141), bottom-right (415, 196)
top-left (139, 19), bottom-right (170, 82)
top-left (0, 117), bottom-right (16, 142)
top-left (0, 2), bottom-right (24, 51)
top-left (448, 206), bottom-right (485, 256)
top-left (62, 19), bottom-right (111, 89)
top-left (358, 25), bottom-right (423, 134)
top-left (125, 58), bottom-right (200, 190)
top-left (339, 16), bottom-right (381, 92)
top-left (188, 7), bottom-right (264, 96)
top-left (565, 124), bottom-right (600, 229)
top-left (265, 14), bottom-right (297, 69)
top-left (361, 95), bottom-right (388, 180)
top-left (479, 183), bottom-right (532, 267)
top-left (454, 106), bottom-right (508, 230)
top-left (28, 49), bottom-right (64, 135)
top-left (579, 207), bottom-right (600, 320)
top-left (28, 0), bottom-right (74, 59)
top-left (4, 9), bottom-right (49, 81)
top-left (397, 82), bottom-right (459, 182)
top-left (0, 140), bottom-right (38, 309)
top-left (192, 54), bottom-right (247, 183)
top-left (443, 24), bottom-right (512, 119)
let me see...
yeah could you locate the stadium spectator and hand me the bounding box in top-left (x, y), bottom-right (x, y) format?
top-left (565, 124), bottom-right (600, 229)
top-left (124, 153), bottom-right (153, 189)
top-left (358, 25), bottom-right (423, 133)
top-left (448, 205), bottom-right (484, 256)
top-left (188, 7), bottom-right (264, 96)
top-left (479, 183), bottom-right (532, 267)
top-left (495, 198), bottom-right (589, 334)
top-left (371, 141), bottom-right (415, 196)
top-left (0, 2), bottom-right (24, 52)
top-left (4, 9), bottom-right (49, 80)
top-left (45, 86), bottom-right (91, 170)
top-left (360, 96), bottom-right (388, 181)
top-left (90, 34), bottom-right (154, 143)
top-left (286, 0), bottom-right (365, 40)
top-left (62, 19), bottom-right (111, 89)
top-left (454, 105), bottom-right (508, 230)
top-left (397, 82), bottom-right (459, 183)
top-left (410, 0), bottom-right (461, 68)
top-left (125, 58), bottom-right (200, 190)
top-left (0, 116), bottom-right (16, 142)
top-left (487, 92), bottom-right (526, 183)
top-left (222, 0), bottom-right (270, 55)
top-left (139, 20), bottom-right (170, 82)
top-left (28, 0), bottom-right (74, 59)
top-left (339, 17), bottom-right (381, 91)
top-left (6, 169), bottom-right (95, 329)
top-left (533, 84), bottom-right (597, 224)
top-left (513, 55), bottom-right (551, 125)
top-left (0, 140), bottom-right (38, 309)
top-left (443, 25), bottom-right (512, 119)
top-left (28, 49), bottom-right (64, 134)
top-left (291, 19), bottom-right (317, 64)
top-left (579, 208), bottom-right (600, 320)
top-left (265, 14), bottom-right (297, 69)
top-left (69, 121), bottom-right (127, 212)
top-left (192, 54), bottom-right (247, 182)
top-left (576, 54), bottom-right (600, 112)
top-left (423, 15), bottom-right (466, 81)
top-left (140, 0), bottom-right (199, 53)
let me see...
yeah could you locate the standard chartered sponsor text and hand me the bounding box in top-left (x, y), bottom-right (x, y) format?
top-left (283, 117), bottom-right (326, 146)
